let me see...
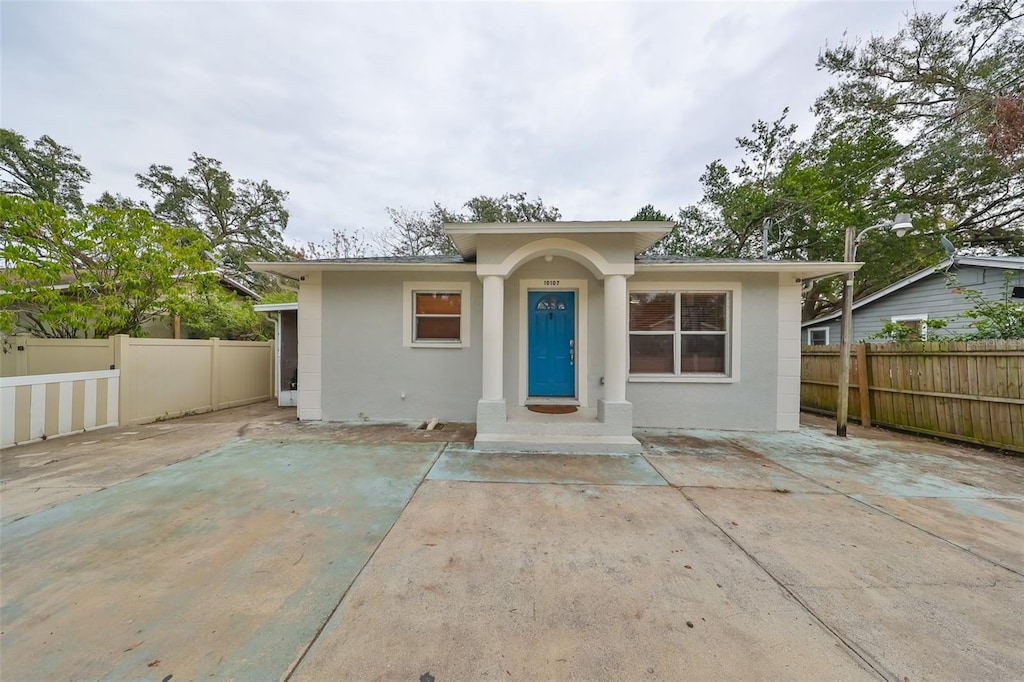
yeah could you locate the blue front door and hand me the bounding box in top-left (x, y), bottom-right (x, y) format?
top-left (528, 291), bottom-right (576, 397)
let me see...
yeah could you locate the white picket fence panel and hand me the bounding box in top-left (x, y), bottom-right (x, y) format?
top-left (0, 369), bottom-right (120, 448)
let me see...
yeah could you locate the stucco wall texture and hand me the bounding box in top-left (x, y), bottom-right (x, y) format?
top-left (319, 261), bottom-right (788, 431)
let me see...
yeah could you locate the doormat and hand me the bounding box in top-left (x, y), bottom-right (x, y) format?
top-left (527, 405), bottom-right (578, 414)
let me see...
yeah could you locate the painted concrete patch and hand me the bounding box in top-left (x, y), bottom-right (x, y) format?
top-left (641, 435), bottom-right (832, 493)
top-left (292, 481), bottom-right (873, 681)
top-left (685, 487), bottom-right (1024, 680)
top-left (0, 439), bottom-right (442, 681)
top-left (427, 448), bottom-right (667, 485)
top-left (851, 494), bottom-right (1024, 573)
top-left (728, 428), bottom-right (1024, 499)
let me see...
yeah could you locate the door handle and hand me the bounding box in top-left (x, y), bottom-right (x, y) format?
top-left (569, 347), bottom-right (575, 365)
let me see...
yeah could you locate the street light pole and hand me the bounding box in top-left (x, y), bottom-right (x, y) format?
top-left (836, 214), bottom-right (914, 437)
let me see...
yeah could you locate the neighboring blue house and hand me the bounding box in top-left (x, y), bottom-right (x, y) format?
top-left (801, 256), bottom-right (1024, 344)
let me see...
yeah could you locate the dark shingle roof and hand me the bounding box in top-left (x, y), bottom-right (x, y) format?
top-left (296, 255), bottom-right (470, 264)
top-left (636, 256), bottom-right (826, 264)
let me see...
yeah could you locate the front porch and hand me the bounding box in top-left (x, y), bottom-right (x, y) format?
top-left (475, 404), bottom-right (641, 454)
top-left (455, 223), bottom-right (672, 454)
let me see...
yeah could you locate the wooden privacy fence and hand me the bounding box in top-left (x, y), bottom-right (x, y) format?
top-left (1, 335), bottom-right (273, 447)
top-left (801, 341), bottom-right (1024, 453)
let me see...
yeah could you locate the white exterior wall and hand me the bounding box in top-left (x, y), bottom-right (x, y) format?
top-left (319, 271), bottom-right (482, 421)
top-left (305, 246), bottom-right (793, 432)
top-left (297, 272), bottom-right (323, 420)
top-left (776, 274), bottom-right (802, 430)
top-left (627, 271), bottom-right (781, 430)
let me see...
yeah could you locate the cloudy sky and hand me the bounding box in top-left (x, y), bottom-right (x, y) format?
top-left (2, 0), bottom-right (954, 247)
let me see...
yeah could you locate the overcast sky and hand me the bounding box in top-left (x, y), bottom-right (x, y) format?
top-left (2, 0), bottom-right (954, 247)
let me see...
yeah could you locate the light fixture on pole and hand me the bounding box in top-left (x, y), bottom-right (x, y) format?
top-left (836, 213), bottom-right (914, 437)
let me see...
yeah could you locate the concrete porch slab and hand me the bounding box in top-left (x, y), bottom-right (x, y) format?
top-left (428, 447), bottom-right (667, 485)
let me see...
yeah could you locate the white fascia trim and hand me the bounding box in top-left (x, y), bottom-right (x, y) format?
top-left (445, 220), bottom-right (674, 233)
top-left (253, 302), bottom-right (298, 312)
top-left (403, 281), bottom-right (472, 348)
top-left (636, 261), bottom-right (862, 279)
top-left (802, 259), bottom-right (953, 327)
top-left (955, 256), bottom-right (1024, 270)
top-left (248, 262), bottom-right (476, 278)
top-left (445, 221), bottom-right (674, 259)
top-left (626, 281), bottom-right (742, 384)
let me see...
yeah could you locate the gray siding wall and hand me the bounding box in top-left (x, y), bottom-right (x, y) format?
top-left (320, 271), bottom-right (482, 422)
top-left (805, 265), bottom-right (1022, 342)
top-left (627, 271), bottom-right (782, 430)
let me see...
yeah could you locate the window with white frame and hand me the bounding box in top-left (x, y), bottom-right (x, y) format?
top-left (629, 290), bottom-right (732, 376)
top-left (807, 327), bottom-right (830, 345)
top-left (891, 314), bottom-right (928, 340)
top-left (403, 281), bottom-right (471, 347)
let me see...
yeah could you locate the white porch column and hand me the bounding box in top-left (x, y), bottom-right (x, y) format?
top-left (603, 273), bottom-right (628, 402)
top-left (481, 274), bottom-right (505, 401)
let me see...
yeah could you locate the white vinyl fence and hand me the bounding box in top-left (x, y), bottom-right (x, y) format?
top-left (1, 369), bottom-right (120, 448)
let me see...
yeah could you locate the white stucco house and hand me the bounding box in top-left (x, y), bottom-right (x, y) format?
top-left (251, 221), bottom-right (857, 453)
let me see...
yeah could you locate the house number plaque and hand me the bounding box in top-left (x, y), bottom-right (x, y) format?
top-left (543, 280), bottom-right (560, 286)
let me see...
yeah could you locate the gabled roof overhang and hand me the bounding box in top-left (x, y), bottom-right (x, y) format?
top-left (248, 261), bottom-right (477, 279)
top-left (444, 221), bottom-right (675, 259)
top-left (253, 302), bottom-right (298, 312)
top-left (635, 261), bottom-right (862, 281)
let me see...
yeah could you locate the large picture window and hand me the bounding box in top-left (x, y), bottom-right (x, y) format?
top-left (403, 281), bottom-right (471, 348)
top-left (629, 290), bottom-right (732, 376)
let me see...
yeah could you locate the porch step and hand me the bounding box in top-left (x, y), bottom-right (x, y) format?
top-left (502, 406), bottom-right (623, 437)
top-left (473, 433), bottom-right (642, 455)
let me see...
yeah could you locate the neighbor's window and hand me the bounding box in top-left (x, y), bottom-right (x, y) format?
top-left (807, 327), bottom-right (829, 345)
top-left (890, 314), bottom-right (928, 340)
top-left (414, 292), bottom-right (462, 342)
top-left (403, 281), bottom-right (471, 348)
top-left (629, 291), bottom-right (730, 376)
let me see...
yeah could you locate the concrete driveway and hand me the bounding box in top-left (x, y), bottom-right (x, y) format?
top-left (1, 404), bottom-right (1021, 681)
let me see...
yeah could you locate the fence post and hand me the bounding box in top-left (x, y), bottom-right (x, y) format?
top-left (856, 343), bottom-right (871, 427)
top-left (112, 334), bottom-right (130, 423)
top-left (11, 335), bottom-right (30, 376)
top-left (210, 337), bottom-right (221, 412)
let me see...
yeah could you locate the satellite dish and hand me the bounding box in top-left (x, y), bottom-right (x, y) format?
top-left (940, 235), bottom-right (956, 257)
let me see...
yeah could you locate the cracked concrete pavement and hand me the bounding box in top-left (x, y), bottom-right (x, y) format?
top-left (1, 404), bottom-right (1021, 680)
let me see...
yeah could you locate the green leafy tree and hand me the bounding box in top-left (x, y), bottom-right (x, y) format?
top-left (377, 205), bottom-right (458, 256)
top-left (460, 192), bottom-right (562, 223)
top-left (631, 204), bottom-right (672, 222)
top-left (950, 271), bottom-right (1024, 339)
top-left (816, 0), bottom-right (1024, 252)
top-left (0, 195), bottom-right (210, 338)
top-left (379, 193), bottom-right (561, 256)
top-left (298, 228), bottom-right (371, 260)
top-left (136, 153), bottom-right (290, 286)
top-left (0, 129), bottom-right (91, 210)
top-left (867, 318), bottom-right (949, 342)
top-left (178, 282), bottom-right (271, 341)
top-left (258, 289), bottom-right (298, 305)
